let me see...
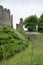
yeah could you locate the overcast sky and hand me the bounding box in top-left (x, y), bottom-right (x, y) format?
top-left (0, 0), bottom-right (43, 29)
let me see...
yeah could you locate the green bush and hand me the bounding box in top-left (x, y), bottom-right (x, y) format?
top-left (0, 26), bottom-right (30, 60)
top-left (0, 47), bottom-right (3, 60)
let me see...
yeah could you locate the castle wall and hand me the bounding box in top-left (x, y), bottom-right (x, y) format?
top-left (0, 6), bottom-right (3, 18)
top-left (16, 18), bottom-right (24, 30)
top-left (0, 5), bottom-right (13, 27)
top-left (10, 15), bottom-right (13, 27)
top-left (3, 8), bottom-right (10, 20)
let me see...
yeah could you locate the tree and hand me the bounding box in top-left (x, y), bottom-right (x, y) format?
top-left (24, 15), bottom-right (38, 32)
top-left (38, 14), bottom-right (43, 32)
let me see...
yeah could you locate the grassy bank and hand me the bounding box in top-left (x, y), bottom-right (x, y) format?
top-left (0, 25), bottom-right (30, 60)
top-left (0, 33), bottom-right (43, 65)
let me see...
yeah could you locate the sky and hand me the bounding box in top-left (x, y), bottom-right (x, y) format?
top-left (0, 0), bottom-right (43, 29)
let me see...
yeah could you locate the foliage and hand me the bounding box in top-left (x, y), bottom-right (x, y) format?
top-left (38, 14), bottom-right (43, 32)
top-left (0, 34), bottom-right (43, 65)
top-left (38, 14), bottom-right (43, 26)
top-left (24, 15), bottom-right (38, 32)
top-left (0, 26), bottom-right (30, 60)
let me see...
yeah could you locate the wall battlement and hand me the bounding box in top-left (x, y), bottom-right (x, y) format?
top-left (0, 5), bottom-right (13, 27)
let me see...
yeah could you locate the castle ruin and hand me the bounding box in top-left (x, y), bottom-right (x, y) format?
top-left (0, 5), bottom-right (13, 27)
top-left (16, 18), bottom-right (24, 30)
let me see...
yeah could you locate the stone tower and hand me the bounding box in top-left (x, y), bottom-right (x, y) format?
top-left (0, 5), bottom-right (13, 27)
top-left (16, 18), bottom-right (23, 30)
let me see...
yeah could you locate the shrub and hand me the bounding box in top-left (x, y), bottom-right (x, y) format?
top-left (0, 26), bottom-right (30, 60)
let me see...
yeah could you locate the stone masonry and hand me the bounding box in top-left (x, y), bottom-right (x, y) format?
top-left (0, 5), bottom-right (13, 27)
top-left (16, 18), bottom-right (23, 30)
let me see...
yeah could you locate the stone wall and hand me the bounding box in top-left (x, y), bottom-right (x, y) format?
top-left (0, 5), bottom-right (13, 27)
top-left (16, 18), bottom-right (23, 30)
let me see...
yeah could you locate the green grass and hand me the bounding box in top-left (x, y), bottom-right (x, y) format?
top-left (0, 25), bottom-right (30, 60)
top-left (0, 43), bottom-right (32, 65)
top-left (0, 33), bottom-right (43, 65)
top-left (0, 25), bottom-right (43, 65)
top-left (31, 33), bottom-right (43, 65)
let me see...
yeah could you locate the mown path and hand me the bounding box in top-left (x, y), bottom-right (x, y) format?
top-left (0, 34), bottom-right (43, 65)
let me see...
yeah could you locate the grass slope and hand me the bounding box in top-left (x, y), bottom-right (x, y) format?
top-left (0, 43), bottom-right (32, 65)
top-left (0, 25), bottom-right (30, 60)
top-left (0, 33), bottom-right (43, 65)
